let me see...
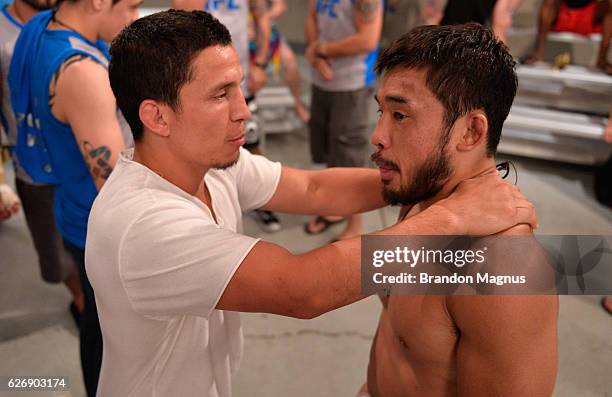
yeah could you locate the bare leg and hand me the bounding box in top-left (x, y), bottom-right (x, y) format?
top-left (595, 0), bottom-right (612, 73)
top-left (280, 42), bottom-right (310, 123)
top-left (604, 113), bottom-right (612, 143)
top-left (523, 0), bottom-right (561, 64)
top-left (492, 0), bottom-right (523, 45)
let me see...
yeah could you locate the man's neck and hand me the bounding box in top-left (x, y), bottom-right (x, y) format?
top-left (8, 1), bottom-right (38, 24)
top-left (51, 5), bottom-right (98, 43)
top-left (132, 143), bottom-right (209, 197)
top-left (402, 159), bottom-right (498, 219)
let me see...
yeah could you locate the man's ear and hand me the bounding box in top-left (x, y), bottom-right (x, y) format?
top-left (456, 111), bottom-right (488, 152)
top-left (139, 100), bottom-right (171, 138)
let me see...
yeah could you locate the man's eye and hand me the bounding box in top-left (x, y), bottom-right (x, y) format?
top-left (393, 112), bottom-right (407, 121)
top-left (214, 92), bottom-right (227, 100)
top-left (376, 109), bottom-right (383, 117)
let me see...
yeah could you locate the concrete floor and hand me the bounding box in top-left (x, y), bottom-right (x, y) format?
top-left (1, 1), bottom-right (612, 396)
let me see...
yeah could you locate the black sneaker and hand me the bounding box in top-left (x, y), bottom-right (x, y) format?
top-left (253, 210), bottom-right (281, 233)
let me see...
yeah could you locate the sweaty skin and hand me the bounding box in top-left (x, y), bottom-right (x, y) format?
top-left (367, 205), bottom-right (558, 397)
top-left (366, 63), bottom-right (557, 397)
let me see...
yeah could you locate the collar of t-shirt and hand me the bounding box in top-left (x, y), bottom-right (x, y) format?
top-left (119, 149), bottom-right (223, 227)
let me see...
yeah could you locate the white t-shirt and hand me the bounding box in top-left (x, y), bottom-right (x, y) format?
top-left (85, 148), bottom-right (281, 397)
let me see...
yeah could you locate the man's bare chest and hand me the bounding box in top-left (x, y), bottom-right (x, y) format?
top-left (384, 295), bottom-right (459, 367)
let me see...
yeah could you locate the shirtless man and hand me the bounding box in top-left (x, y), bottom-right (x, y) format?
top-left (364, 24), bottom-right (558, 396)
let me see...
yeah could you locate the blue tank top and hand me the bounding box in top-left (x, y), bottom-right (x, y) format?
top-left (9, 10), bottom-right (110, 248)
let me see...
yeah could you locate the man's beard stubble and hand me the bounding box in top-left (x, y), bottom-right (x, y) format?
top-left (212, 151), bottom-right (240, 171)
top-left (22, 0), bottom-right (55, 11)
top-left (372, 133), bottom-right (453, 207)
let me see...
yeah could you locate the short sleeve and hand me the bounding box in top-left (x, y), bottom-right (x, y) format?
top-left (232, 148), bottom-right (281, 212)
top-left (118, 200), bottom-right (259, 319)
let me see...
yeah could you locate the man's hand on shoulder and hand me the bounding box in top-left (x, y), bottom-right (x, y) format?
top-left (434, 174), bottom-right (538, 235)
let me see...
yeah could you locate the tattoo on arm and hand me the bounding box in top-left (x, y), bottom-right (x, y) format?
top-left (354, 0), bottom-right (380, 21)
top-left (81, 141), bottom-right (113, 181)
top-left (48, 54), bottom-right (88, 109)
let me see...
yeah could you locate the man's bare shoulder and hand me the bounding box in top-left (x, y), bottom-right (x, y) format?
top-left (49, 55), bottom-right (110, 119)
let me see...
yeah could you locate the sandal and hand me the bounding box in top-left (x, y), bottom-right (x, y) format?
top-left (304, 216), bottom-right (345, 235)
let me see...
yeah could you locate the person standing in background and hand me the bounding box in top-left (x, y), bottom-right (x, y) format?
top-left (522, 0), bottom-right (611, 73)
top-left (437, 0), bottom-right (522, 44)
top-left (8, 0), bottom-right (141, 392)
top-left (248, 0), bottom-right (310, 123)
top-left (304, 0), bottom-right (383, 241)
top-left (0, 0), bottom-right (84, 323)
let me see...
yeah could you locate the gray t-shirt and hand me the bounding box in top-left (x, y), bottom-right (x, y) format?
top-left (0, 6), bottom-right (28, 180)
top-left (311, 0), bottom-right (379, 92)
top-left (205, 0), bottom-right (250, 96)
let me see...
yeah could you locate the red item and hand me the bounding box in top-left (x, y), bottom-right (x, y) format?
top-left (552, 1), bottom-right (603, 35)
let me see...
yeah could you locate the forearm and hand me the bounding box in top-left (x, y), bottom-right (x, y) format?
top-left (318, 32), bottom-right (378, 58)
top-left (310, 168), bottom-right (385, 216)
top-left (306, 16), bottom-right (318, 44)
top-left (293, 204), bottom-right (459, 318)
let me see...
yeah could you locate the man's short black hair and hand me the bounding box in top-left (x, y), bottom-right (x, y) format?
top-left (109, 10), bottom-right (232, 141)
top-left (375, 23), bottom-right (517, 156)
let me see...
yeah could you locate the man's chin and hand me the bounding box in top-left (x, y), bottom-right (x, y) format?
top-left (213, 151), bottom-right (240, 170)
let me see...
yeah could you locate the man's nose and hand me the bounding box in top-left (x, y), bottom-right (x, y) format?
top-left (233, 95), bottom-right (252, 122)
top-left (371, 120), bottom-right (389, 149)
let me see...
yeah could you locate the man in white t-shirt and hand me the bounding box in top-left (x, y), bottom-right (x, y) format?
top-left (89, 10), bottom-right (538, 397)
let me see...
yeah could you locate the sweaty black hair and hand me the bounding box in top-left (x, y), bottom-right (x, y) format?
top-left (376, 23), bottom-right (517, 156)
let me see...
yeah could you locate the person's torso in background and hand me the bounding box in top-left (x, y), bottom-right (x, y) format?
top-left (204, 0), bottom-right (250, 95)
top-left (440, 0), bottom-right (497, 26)
top-left (312, 0), bottom-right (378, 92)
top-left (28, 27), bottom-right (108, 248)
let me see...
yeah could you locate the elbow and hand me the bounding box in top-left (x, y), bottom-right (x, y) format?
top-left (283, 283), bottom-right (329, 320)
top-left (363, 42), bottom-right (377, 52)
top-left (278, 4), bottom-right (288, 16)
top-left (286, 292), bottom-right (328, 319)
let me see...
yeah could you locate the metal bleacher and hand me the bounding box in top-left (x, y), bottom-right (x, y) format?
top-left (500, 31), bottom-right (612, 166)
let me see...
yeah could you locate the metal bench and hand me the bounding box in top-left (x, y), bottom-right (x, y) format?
top-left (499, 61), bottom-right (611, 165)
